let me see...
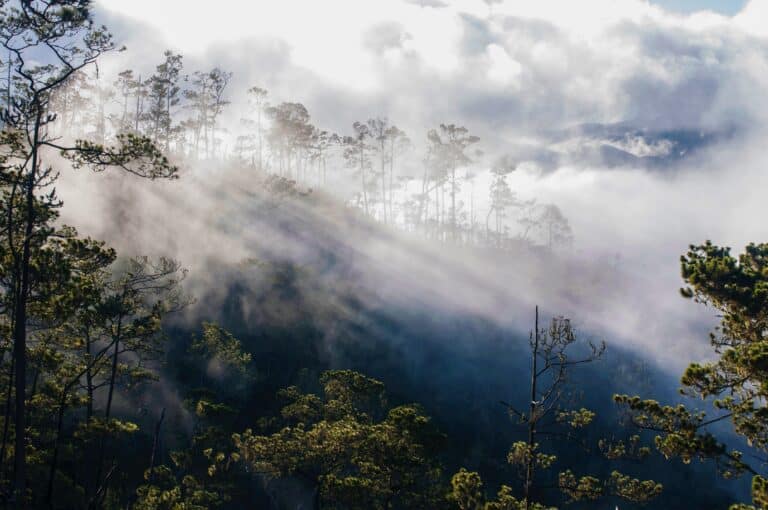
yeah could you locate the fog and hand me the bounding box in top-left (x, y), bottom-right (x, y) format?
top-left (49, 0), bottom-right (768, 375)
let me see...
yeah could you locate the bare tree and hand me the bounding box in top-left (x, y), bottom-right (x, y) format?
top-left (505, 307), bottom-right (605, 508)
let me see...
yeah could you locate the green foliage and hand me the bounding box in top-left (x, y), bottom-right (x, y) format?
top-left (555, 408), bottom-right (595, 429)
top-left (0, 2), bottom-right (183, 504)
top-left (607, 471), bottom-right (663, 503)
top-left (557, 470), bottom-right (602, 502)
top-left (730, 475), bottom-right (768, 510)
top-left (616, 241), bottom-right (768, 508)
top-left (234, 370), bottom-right (445, 509)
top-left (447, 470), bottom-right (555, 510)
top-left (497, 311), bottom-right (659, 508)
top-left (191, 323), bottom-right (252, 377)
top-left (556, 469), bottom-right (662, 504)
top-left (62, 133), bottom-right (178, 179)
top-left (612, 395), bottom-right (745, 474)
top-left (598, 435), bottom-right (651, 461)
top-left (507, 442), bottom-right (556, 470)
top-left (0, 3), bottom-right (749, 509)
top-left (447, 469), bottom-right (484, 510)
top-left (134, 465), bottom-right (219, 510)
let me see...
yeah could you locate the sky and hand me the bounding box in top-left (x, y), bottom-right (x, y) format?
top-left (95, 0), bottom-right (768, 128)
top-left (652, 0), bottom-right (747, 14)
top-left (83, 0), bottom-right (768, 369)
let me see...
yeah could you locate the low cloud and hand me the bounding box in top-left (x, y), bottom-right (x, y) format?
top-left (77, 0), bottom-right (768, 374)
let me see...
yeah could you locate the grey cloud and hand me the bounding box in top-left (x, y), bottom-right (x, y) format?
top-left (98, 2), bottom-right (768, 163)
top-left (457, 13), bottom-right (498, 56)
top-left (82, 3), bottom-right (768, 376)
top-left (402, 0), bottom-right (449, 8)
top-left (622, 73), bottom-right (719, 128)
top-left (362, 22), bottom-right (411, 55)
top-left (498, 15), bottom-right (565, 41)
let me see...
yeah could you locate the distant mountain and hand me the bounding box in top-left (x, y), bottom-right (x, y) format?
top-left (551, 122), bottom-right (737, 169)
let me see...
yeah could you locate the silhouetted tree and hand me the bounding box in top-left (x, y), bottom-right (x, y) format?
top-left (344, 121), bottom-right (374, 215)
top-left (0, 2), bottom-right (177, 503)
top-left (146, 51), bottom-right (184, 153)
top-left (186, 68), bottom-right (231, 160)
top-left (266, 102), bottom-right (314, 179)
top-left (427, 124), bottom-right (479, 241)
top-left (246, 86), bottom-right (269, 170)
top-left (616, 241), bottom-right (768, 509)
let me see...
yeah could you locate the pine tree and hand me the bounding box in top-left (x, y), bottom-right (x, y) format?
top-left (0, 2), bottom-right (176, 504)
top-left (146, 51), bottom-right (184, 153)
top-left (234, 370), bottom-right (446, 510)
top-left (616, 241), bottom-right (768, 509)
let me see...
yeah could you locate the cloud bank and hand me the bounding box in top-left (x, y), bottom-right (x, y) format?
top-left (66, 0), bottom-right (768, 372)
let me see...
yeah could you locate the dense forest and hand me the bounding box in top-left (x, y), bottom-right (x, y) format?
top-left (0, 1), bottom-right (767, 509)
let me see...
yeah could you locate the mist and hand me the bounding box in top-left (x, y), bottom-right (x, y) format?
top-left (2, 0), bottom-right (765, 508)
top-left (52, 0), bottom-right (768, 374)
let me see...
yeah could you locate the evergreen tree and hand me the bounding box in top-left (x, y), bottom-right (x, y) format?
top-left (245, 86), bottom-right (269, 170)
top-left (146, 51), bottom-right (184, 153)
top-left (426, 124), bottom-right (479, 242)
top-left (0, 2), bottom-right (176, 504)
top-left (266, 102), bottom-right (314, 179)
top-left (487, 156), bottom-right (521, 247)
top-left (234, 370), bottom-right (446, 510)
top-left (343, 122), bottom-right (374, 216)
top-left (616, 241), bottom-right (768, 509)
top-left (449, 309), bottom-right (660, 510)
top-left (186, 68), bottom-right (232, 160)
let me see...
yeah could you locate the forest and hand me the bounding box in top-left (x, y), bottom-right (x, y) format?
top-left (0, 0), bottom-right (767, 509)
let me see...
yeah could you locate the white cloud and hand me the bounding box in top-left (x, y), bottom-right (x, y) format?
top-left (96, 0), bottom-right (768, 133)
top-left (734, 0), bottom-right (768, 38)
top-left (98, 0), bottom-right (471, 89)
top-left (87, 0), bottom-right (768, 371)
top-left (485, 43), bottom-right (522, 87)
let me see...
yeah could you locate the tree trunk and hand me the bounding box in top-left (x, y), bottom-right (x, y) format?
top-left (147, 408), bottom-right (166, 483)
top-left (257, 108), bottom-right (262, 171)
top-left (45, 394), bottom-right (68, 508)
top-left (28, 369), bottom-right (38, 403)
top-left (13, 102), bottom-right (43, 508)
top-left (525, 306), bottom-right (540, 510)
top-left (451, 163), bottom-right (456, 241)
top-left (418, 161), bottom-right (429, 231)
top-left (313, 485), bottom-right (321, 510)
top-left (360, 145), bottom-right (368, 216)
top-left (469, 179), bottom-right (475, 242)
top-left (3, 50), bottom-right (10, 130)
top-left (389, 142), bottom-right (395, 225)
top-left (485, 206), bottom-right (494, 245)
top-left (85, 330), bottom-right (94, 421)
top-left (1, 179), bottom-right (19, 488)
top-left (380, 140), bottom-right (387, 224)
top-left (93, 315), bottom-right (122, 508)
top-left (134, 76), bottom-right (142, 133)
top-left (203, 94), bottom-right (210, 160)
top-left (0, 350), bottom-right (15, 481)
top-left (120, 90), bottom-right (128, 129)
top-left (104, 333), bottom-right (120, 420)
top-left (165, 89), bottom-right (171, 153)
